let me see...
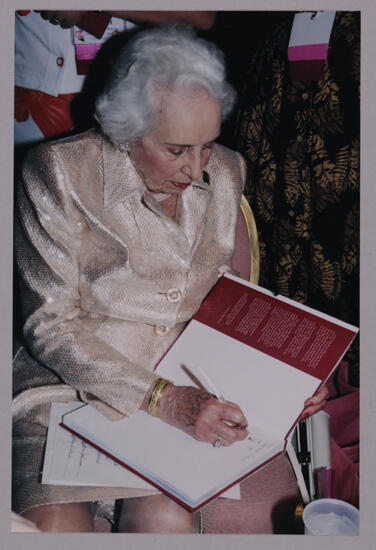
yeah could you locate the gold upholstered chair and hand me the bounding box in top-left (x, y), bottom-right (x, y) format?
top-left (232, 194), bottom-right (260, 284)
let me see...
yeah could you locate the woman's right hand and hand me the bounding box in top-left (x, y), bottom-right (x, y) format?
top-left (155, 383), bottom-right (249, 447)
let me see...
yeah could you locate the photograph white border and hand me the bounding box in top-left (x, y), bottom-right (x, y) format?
top-left (2, 1), bottom-right (374, 548)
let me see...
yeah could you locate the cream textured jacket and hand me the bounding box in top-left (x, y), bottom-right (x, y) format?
top-left (14, 129), bottom-right (246, 422)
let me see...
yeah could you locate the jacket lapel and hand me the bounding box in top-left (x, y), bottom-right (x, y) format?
top-left (179, 182), bottom-right (212, 250)
top-left (101, 135), bottom-right (213, 254)
top-left (102, 137), bottom-right (144, 210)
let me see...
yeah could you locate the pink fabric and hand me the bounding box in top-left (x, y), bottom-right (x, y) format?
top-left (232, 206), bottom-right (251, 280)
top-left (288, 43), bottom-right (329, 61)
top-left (75, 43), bottom-right (102, 60)
top-left (94, 517), bottom-right (111, 532)
top-left (202, 453), bottom-right (299, 534)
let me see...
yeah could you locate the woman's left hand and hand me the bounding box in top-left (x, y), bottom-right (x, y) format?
top-left (301, 383), bottom-right (329, 419)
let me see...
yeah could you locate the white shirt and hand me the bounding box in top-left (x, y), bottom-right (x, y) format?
top-left (15, 11), bottom-right (128, 97)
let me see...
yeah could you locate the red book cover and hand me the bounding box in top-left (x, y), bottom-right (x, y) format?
top-left (194, 275), bottom-right (356, 382)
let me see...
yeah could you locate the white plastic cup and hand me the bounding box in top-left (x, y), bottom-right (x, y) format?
top-left (303, 498), bottom-right (359, 535)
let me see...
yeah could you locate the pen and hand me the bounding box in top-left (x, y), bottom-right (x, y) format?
top-left (191, 364), bottom-right (226, 402)
top-left (187, 364), bottom-right (247, 430)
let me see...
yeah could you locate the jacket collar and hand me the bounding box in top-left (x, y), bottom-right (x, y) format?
top-left (102, 136), bottom-right (144, 210)
top-left (101, 134), bottom-right (212, 211)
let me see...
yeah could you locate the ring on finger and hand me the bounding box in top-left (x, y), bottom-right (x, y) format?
top-left (212, 437), bottom-right (222, 448)
top-left (51, 16), bottom-right (62, 24)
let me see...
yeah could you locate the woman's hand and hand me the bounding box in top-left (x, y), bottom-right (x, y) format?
top-left (155, 384), bottom-right (249, 447)
top-left (301, 383), bottom-right (329, 419)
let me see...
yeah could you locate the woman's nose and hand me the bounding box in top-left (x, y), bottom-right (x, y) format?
top-left (182, 149), bottom-right (203, 181)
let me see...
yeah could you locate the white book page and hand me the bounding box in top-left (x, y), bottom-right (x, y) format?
top-left (42, 402), bottom-right (154, 489)
top-left (64, 405), bottom-right (281, 507)
top-left (44, 402), bottom-right (240, 499)
top-left (157, 321), bottom-right (320, 440)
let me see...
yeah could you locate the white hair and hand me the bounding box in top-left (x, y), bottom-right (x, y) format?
top-left (94, 24), bottom-right (236, 146)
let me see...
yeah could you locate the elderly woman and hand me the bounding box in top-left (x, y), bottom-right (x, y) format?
top-left (13, 25), bottom-right (327, 533)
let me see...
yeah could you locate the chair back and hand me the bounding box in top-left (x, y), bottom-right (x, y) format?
top-left (232, 194), bottom-right (260, 284)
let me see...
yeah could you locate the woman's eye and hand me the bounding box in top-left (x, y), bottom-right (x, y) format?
top-left (204, 143), bottom-right (214, 151)
top-left (168, 148), bottom-right (184, 156)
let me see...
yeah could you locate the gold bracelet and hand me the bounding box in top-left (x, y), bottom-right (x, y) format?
top-left (148, 378), bottom-right (171, 417)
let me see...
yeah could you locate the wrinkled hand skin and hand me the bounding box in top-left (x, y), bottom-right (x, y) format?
top-left (302, 383), bottom-right (329, 419)
top-left (157, 385), bottom-right (249, 447)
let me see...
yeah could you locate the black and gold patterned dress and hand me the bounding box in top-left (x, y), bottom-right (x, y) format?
top-left (235, 11), bottom-right (359, 382)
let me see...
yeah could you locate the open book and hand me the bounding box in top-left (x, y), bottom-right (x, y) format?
top-left (42, 401), bottom-right (240, 500)
top-left (60, 274), bottom-right (358, 511)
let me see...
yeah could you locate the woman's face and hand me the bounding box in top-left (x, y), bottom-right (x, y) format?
top-left (130, 89), bottom-right (222, 195)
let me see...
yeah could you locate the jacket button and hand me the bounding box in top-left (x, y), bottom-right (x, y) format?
top-left (166, 288), bottom-right (182, 303)
top-left (56, 57), bottom-right (64, 67)
top-left (154, 325), bottom-right (170, 336)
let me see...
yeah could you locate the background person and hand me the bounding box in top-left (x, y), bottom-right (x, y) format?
top-left (233, 11), bottom-right (359, 385)
top-left (14, 10), bottom-right (215, 146)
